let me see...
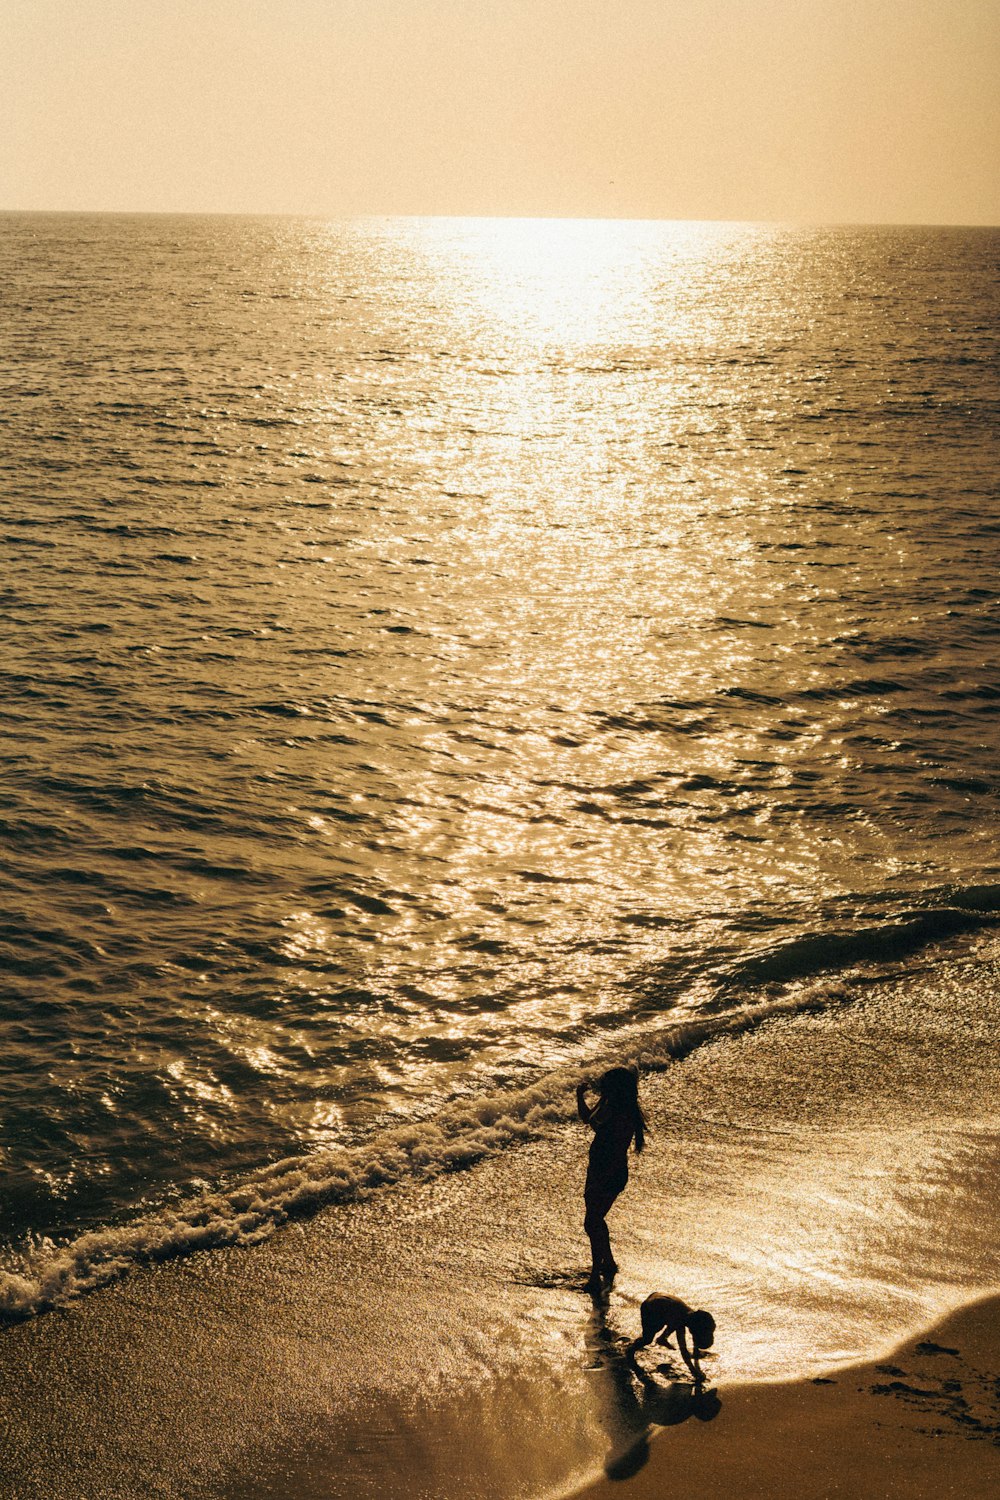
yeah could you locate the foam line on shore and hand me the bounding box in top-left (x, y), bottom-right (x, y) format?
top-left (0, 982), bottom-right (849, 1324)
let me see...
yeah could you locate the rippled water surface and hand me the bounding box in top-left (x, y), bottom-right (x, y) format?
top-left (1, 215), bottom-right (998, 1244)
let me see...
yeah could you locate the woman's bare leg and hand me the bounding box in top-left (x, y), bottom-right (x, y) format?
top-left (584, 1189), bottom-right (620, 1277)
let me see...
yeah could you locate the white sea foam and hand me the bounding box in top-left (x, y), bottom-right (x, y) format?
top-left (0, 986), bottom-right (848, 1323)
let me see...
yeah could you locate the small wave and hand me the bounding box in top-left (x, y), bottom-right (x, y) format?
top-left (719, 899), bottom-right (1000, 988)
top-left (950, 883), bottom-right (1000, 913)
top-left (303, 880), bottom-right (397, 915)
top-left (0, 987), bottom-right (846, 1326)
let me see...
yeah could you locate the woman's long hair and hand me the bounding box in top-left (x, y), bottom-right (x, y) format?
top-left (597, 1066), bottom-right (646, 1152)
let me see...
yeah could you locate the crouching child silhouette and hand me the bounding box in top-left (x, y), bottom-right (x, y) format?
top-left (627, 1293), bottom-right (716, 1383)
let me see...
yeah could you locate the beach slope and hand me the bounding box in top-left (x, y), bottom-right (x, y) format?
top-left (1, 952), bottom-right (999, 1499)
top-left (571, 1297), bottom-right (1000, 1500)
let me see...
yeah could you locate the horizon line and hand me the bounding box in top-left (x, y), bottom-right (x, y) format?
top-left (2, 207), bottom-right (998, 230)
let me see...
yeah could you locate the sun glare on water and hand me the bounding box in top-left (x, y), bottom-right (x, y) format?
top-left (401, 216), bottom-right (758, 354)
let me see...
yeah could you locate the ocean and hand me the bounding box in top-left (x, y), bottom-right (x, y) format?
top-left (0, 213), bottom-right (998, 1341)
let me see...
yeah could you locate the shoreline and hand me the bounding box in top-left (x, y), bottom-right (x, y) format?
top-left (1, 953), bottom-right (998, 1499)
top-left (564, 1293), bottom-right (1000, 1500)
top-left (213, 1288), bottom-right (1000, 1500)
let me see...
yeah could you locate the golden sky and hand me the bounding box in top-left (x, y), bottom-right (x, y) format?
top-left (2, 0), bottom-right (998, 222)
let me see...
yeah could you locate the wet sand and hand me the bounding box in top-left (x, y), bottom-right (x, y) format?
top-left (569, 1296), bottom-right (1000, 1500)
top-left (1, 953), bottom-right (999, 1498)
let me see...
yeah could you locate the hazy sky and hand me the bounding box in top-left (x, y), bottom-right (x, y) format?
top-left (2, 0), bottom-right (998, 222)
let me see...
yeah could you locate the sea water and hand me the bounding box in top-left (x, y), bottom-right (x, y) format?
top-left (1, 215), bottom-right (998, 1313)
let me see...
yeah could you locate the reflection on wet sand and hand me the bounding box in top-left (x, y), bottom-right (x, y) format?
top-left (585, 1287), bottom-right (721, 1480)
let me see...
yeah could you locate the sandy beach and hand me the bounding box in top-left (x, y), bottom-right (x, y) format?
top-left (2, 951), bottom-right (999, 1499)
top-left (569, 1297), bottom-right (1000, 1500)
top-left (217, 1297), bottom-right (1000, 1500)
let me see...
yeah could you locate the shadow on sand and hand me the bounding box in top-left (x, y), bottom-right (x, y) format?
top-left (584, 1287), bottom-right (721, 1480)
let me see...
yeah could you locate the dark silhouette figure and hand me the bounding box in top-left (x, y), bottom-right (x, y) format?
top-left (627, 1293), bottom-right (716, 1383)
top-left (585, 1285), bottom-right (720, 1480)
top-left (576, 1066), bottom-right (646, 1286)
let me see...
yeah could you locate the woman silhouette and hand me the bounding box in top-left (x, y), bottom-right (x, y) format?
top-left (577, 1066), bottom-right (646, 1285)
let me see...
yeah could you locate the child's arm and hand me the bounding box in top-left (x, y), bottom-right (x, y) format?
top-left (576, 1082), bottom-right (594, 1123)
top-left (677, 1325), bottom-right (703, 1383)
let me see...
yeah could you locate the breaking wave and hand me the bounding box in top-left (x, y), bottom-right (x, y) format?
top-left (719, 889), bottom-right (1000, 988)
top-left (0, 983), bottom-right (849, 1325)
